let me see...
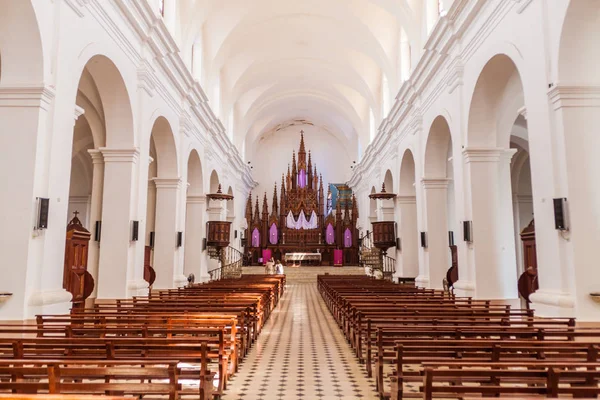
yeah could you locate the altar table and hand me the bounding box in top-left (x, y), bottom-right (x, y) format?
top-left (284, 252), bottom-right (321, 266)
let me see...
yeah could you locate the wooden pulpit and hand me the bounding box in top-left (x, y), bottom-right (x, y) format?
top-left (520, 219), bottom-right (537, 270)
top-left (446, 245), bottom-right (459, 288)
top-left (63, 212), bottom-right (94, 309)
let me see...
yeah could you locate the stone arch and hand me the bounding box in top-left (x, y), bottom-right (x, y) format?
top-left (187, 149), bottom-right (204, 196)
top-left (467, 54), bottom-right (524, 148)
top-left (383, 169), bottom-right (394, 193)
top-left (0, 0), bottom-right (45, 85)
top-left (558, 0), bottom-right (600, 84)
top-left (399, 149), bottom-right (416, 196)
top-left (424, 116), bottom-right (453, 178)
top-left (226, 186), bottom-right (235, 218)
top-left (149, 116), bottom-right (179, 178)
top-left (209, 170), bottom-right (220, 193)
top-left (369, 186), bottom-right (377, 221)
top-left (75, 55), bottom-right (135, 148)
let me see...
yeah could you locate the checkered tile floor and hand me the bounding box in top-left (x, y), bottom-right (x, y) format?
top-left (223, 281), bottom-right (379, 399)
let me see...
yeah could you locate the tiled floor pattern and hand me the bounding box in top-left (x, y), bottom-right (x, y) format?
top-left (223, 281), bottom-right (379, 400)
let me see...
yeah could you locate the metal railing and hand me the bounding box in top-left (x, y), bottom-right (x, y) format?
top-left (208, 246), bottom-right (244, 281)
top-left (359, 231), bottom-right (396, 281)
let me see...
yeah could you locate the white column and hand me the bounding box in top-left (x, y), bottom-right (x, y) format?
top-left (184, 195), bottom-right (208, 281)
top-left (422, 178), bottom-right (450, 289)
top-left (533, 85), bottom-right (600, 320)
top-left (426, 0), bottom-right (440, 34)
top-left (463, 148), bottom-right (518, 300)
top-left (153, 178), bottom-right (185, 289)
top-left (86, 149), bottom-right (104, 299)
top-left (96, 148), bottom-right (139, 300)
top-left (396, 196), bottom-right (419, 279)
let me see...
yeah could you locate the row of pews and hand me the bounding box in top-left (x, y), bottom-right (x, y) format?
top-left (318, 274), bottom-right (600, 400)
top-left (0, 274), bottom-right (285, 400)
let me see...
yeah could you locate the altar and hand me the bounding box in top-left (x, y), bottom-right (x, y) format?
top-left (243, 131), bottom-right (359, 266)
top-left (284, 252), bottom-right (321, 266)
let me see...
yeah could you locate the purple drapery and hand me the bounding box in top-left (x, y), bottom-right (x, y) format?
top-left (298, 169), bottom-right (307, 188)
top-left (334, 249), bottom-right (343, 266)
top-left (252, 228), bottom-right (260, 247)
top-left (269, 223), bottom-right (278, 245)
top-left (344, 228), bottom-right (352, 248)
top-left (262, 249), bottom-right (272, 265)
top-left (326, 224), bottom-right (335, 245)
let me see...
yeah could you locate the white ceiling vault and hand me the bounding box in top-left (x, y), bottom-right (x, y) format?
top-left (169, 0), bottom-right (440, 157)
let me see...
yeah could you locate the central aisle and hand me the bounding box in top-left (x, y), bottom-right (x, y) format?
top-left (224, 280), bottom-right (379, 400)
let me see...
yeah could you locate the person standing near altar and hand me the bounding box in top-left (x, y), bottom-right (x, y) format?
top-left (275, 260), bottom-right (284, 275)
top-left (265, 257), bottom-right (275, 274)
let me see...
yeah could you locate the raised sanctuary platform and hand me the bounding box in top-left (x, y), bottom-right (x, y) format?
top-left (243, 266), bottom-right (365, 283)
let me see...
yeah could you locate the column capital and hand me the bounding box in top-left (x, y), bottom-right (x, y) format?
top-left (153, 177), bottom-right (182, 189)
top-left (421, 178), bottom-right (450, 189)
top-left (187, 195), bottom-right (207, 204)
top-left (0, 85), bottom-right (55, 110)
top-left (548, 84), bottom-right (600, 110)
top-left (462, 147), bottom-right (503, 163)
top-left (87, 149), bottom-right (104, 164)
top-left (396, 195), bottom-right (416, 204)
top-left (99, 147), bottom-right (140, 163)
top-left (500, 148), bottom-right (518, 163)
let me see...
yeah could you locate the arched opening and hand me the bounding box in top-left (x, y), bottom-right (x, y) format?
top-left (144, 117), bottom-right (181, 290)
top-left (379, 169), bottom-right (396, 222)
top-left (555, 0), bottom-right (600, 319)
top-left (369, 186), bottom-right (377, 223)
top-left (397, 150), bottom-right (419, 279)
top-left (62, 55), bottom-right (136, 303)
top-left (184, 150), bottom-right (206, 281)
top-left (423, 116), bottom-right (457, 289)
top-left (465, 54), bottom-right (526, 300)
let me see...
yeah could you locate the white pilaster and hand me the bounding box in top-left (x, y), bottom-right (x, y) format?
top-left (462, 148), bottom-right (518, 300)
top-left (152, 177), bottom-right (183, 289)
top-left (396, 195), bottom-right (419, 280)
top-left (184, 195), bottom-right (208, 281)
top-left (422, 178), bottom-right (450, 289)
top-left (86, 149), bottom-right (104, 299)
top-left (96, 148), bottom-right (140, 300)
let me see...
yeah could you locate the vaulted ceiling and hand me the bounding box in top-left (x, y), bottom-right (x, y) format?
top-left (175, 0), bottom-right (425, 156)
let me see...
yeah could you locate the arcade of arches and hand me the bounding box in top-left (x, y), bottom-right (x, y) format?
top-left (0, 0), bottom-right (599, 366)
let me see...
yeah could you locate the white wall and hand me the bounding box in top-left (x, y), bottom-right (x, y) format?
top-left (247, 124), bottom-right (353, 208)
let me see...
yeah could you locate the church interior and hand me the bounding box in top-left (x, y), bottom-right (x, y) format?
top-left (0, 0), bottom-right (599, 399)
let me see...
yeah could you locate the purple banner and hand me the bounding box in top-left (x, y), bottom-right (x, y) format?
top-left (269, 223), bottom-right (278, 245)
top-left (334, 249), bottom-right (343, 266)
top-left (252, 228), bottom-right (260, 247)
top-left (326, 224), bottom-right (335, 245)
top-left (298, 169), bottom-right (307, 188)
top-left (344, 228), bottom-right (352, 248)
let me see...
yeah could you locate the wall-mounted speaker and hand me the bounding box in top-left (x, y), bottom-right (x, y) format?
top-left (448, 231), bottom-right (455, 246)
top-left (202, 238), bottom-right (207, 251)
top-left (235, 230), bottom-right (238, 239)
top-left (131, 221), bottom-right (139, 241)
top-left (396, 238), bottom-right (401, 251)
top-left (37, 197), bottom-right (50, 229)
top-left (177, 231), bottom-right (183, 247)
top-left (420, 232), bottom-right (427, 248)
top-left (94, 221), bottom-right (102, 242)
top-left (149, 231), bottom-right (155, 248)
top-left (463, 221), bottom-right (473, 242)
top-left (553, 198), bottom-right (569, 231)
